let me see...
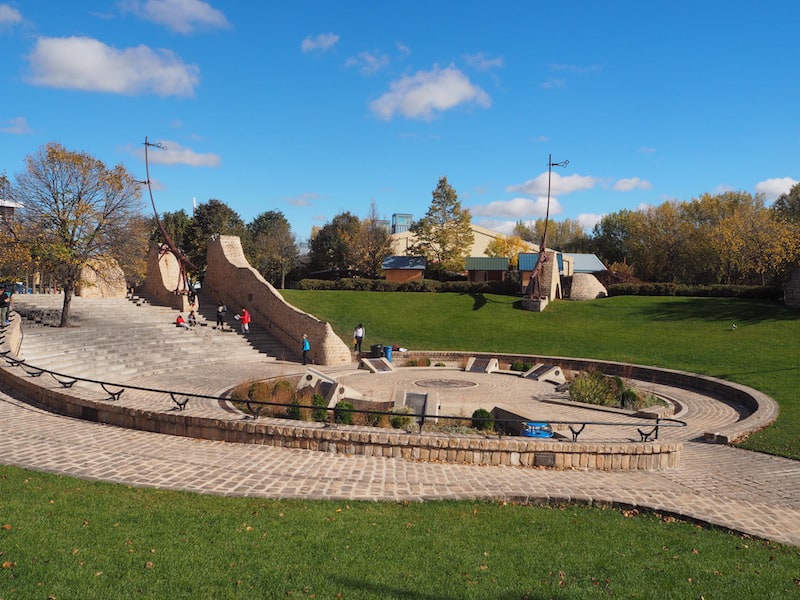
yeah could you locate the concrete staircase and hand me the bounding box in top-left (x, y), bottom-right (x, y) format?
top-left (11, 293), bottom-right (297, 382)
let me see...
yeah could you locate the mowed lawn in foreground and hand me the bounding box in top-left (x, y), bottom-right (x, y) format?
top-left (2, 293), bottom-right (799, 599)
top-left (2, 466), bottom-right (800, 600)
top-left (282, 292), bottom-right (800, 458)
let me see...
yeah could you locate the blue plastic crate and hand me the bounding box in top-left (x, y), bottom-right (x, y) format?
top-left (522, 421), bottom-right (553, 438)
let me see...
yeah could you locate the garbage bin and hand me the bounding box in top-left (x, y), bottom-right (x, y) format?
top-left (522, 421), bottom-right (553, 438)
top-left (383, 345), bottom-right (393, 363)
top-left (370, 344), bottom-right (383, 358)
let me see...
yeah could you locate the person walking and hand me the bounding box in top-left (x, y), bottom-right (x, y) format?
top-left (302, 333), bottom-right (310, 365)
top-left (215, 301), bottom-right (227, 330)
top-left (353, 323), bottom-right (365, 353)
top-left (0, 287), bottom-right (11, 325)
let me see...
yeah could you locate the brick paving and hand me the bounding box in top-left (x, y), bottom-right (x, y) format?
top-left (1, 297), bottom-right (800, 547)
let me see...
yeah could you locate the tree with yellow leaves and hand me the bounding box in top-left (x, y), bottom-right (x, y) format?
top-left (484, 234), bottom-right (532, 269)
top-left (9, 142), bottom-right (144, 326)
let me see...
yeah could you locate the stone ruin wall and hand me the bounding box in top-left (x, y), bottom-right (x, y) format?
top-left (203, 235), bottom-right (351, 366)
top-left (75, 258), bottom-right (128, 299)
top-left (142, 244), bottom-right (194, 312)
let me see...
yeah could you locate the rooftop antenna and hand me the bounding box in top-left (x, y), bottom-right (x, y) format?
top-left (525, 153), bottom-right (568, 300)
top-left (139, 136), bottom-right (198, 294)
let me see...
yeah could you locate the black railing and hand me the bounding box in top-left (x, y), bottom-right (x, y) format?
top-left (0, 349), bottom-right (686, 442)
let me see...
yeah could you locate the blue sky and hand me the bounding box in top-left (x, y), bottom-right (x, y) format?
top-left (1, 1), bottom-right (798, 244)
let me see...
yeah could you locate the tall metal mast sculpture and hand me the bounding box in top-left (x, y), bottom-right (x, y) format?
top-left (141, 136), bottom-right (198, 296)
top-left (525, 154), bottom-right (568, 300)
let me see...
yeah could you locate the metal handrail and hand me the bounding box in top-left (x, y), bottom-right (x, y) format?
top-left (0, 350), bottom-right (686, 441)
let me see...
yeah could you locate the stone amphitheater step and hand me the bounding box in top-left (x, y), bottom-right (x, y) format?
top-left (10, 294), bottom-right (297, 382)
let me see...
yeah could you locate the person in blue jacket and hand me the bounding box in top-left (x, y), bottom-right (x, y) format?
top-left (302, 333), bottom-right (310, 364)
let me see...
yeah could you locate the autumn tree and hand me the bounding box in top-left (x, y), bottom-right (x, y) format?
top-left (351, 200), bottom-right (393, 278)
top-left (0, 172), bottom-right (33, 283)
top-left (307, 211), bottom-right (361, 274)
top-left (590, 210), bottom-right (637, 266)
top-left (484, 234), bottom-right (531, 269)
top-left (10, 142), bottom-right (143, 326)
top-left (711, 194), bottom-right (799, 285)
top-left (772, 183), bottom-right (800, 224)
top-left (113, 213), bottom-right (150, 288)
top-left (247, 210), bottom-right (298, 288)
top-left (409, 176), bottom-right (474, 274)
top-left (514, 218), bottom-right (589, 251)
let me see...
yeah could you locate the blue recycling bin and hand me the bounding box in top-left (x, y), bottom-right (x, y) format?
top-left (522, 421), bottom-right (553, 438)
top-left (383, 345), bottom-right (393, 363)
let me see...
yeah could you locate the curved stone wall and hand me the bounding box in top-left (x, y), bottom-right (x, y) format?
top-left (398, 351), bottom-right (779, 444)
top-left (203, 236), bottom-right (351, 365)
top-left (143, 244), bottom-right (193, 311)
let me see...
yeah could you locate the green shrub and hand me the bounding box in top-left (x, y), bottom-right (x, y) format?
top-left (247, 381), bottom-right (270, 400)
top-left (607, 282), bottom-right (782, 300)
top-left (334, 401), bottom-right (354, 425)
top-left (434, 362), bottom-right (446, 367)
top-left (406, 359), bottom-right (418, 366)
top-left (568, 371), bottom-right (618, 406)
top-left (389, 406), bottom-right (415, 430)
top-left (311, 393), bottom-right (328, 422)
top-left (286, 400), bottom-right (302, 420)
top-left (471, 408), bottom-right (494, 431)
top-left (620, 388), bottom-right (642, 410)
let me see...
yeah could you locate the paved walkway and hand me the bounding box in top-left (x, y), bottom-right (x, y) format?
top-left (1, 298), bottom-right (800, 546)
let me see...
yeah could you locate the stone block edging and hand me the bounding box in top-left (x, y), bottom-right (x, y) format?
top-left (397, 350), bottom-right (779, 444)
top-left (0, 358), bottom-right (680, 471)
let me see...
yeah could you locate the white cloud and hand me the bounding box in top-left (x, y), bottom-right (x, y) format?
top-left (507, 172), bottom-right (598, 196)
top-left (1, 116), bottom-right (31, 134)
top-left (471, 196), bottom-right (562, 219)
top-left (577, 213), bottom-right (604, 231)
top-left (301, 33), bottom-right (339, 53)
top-left (370, 65), bottom-right (491, 121)
top-left (548, 63), bottom-right (602, 74)
top-left (26, 37), bottom-right (200, 96)
top-left (288, 192), bottom-right (320, 207)
top-left (122, 0), bottom-right (230, 33)
top-left (0, 4), bottom-right (22, 26)
top-left (463, 52), bottom-right (504, 71)
top-left (613, 177), bottom-right (652, 192)
top-left (474, 218), bottom-right (517, 235)
top-left (540, 79), bottom-right (565, 90)
top-left (755, 177), bottom-right (798, 201)
top-left (345, 51), bottom-right (389, 75)
top-left (139, 140), bottom-right (220, 166)
top-left (638, 146), bottom-right (656, 154)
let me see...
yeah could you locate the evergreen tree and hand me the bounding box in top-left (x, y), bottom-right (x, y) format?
top-left (409, 176), bottom-right (474, 274)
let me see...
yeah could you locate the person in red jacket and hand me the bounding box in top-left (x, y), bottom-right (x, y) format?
top-left (238, 307), bottom-right (251, 334)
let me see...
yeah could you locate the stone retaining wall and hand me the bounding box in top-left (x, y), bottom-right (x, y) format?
top-left (3, 313), bottom-right (779, 470)
top-left (396, 351), bottom-right (779, 444)
top-left (0, 361), bottom-right (681, 471)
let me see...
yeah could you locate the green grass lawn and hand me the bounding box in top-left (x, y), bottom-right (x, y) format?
top-left (283, 292), bottom-right (800, 458)
top-left (2, 467), bottom-right (799, 599)
top-left (2, 292), bottom-right (799, 598)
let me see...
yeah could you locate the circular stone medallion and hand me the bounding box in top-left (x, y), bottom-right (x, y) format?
top-left (414, 379), bottom-right (478, 389)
